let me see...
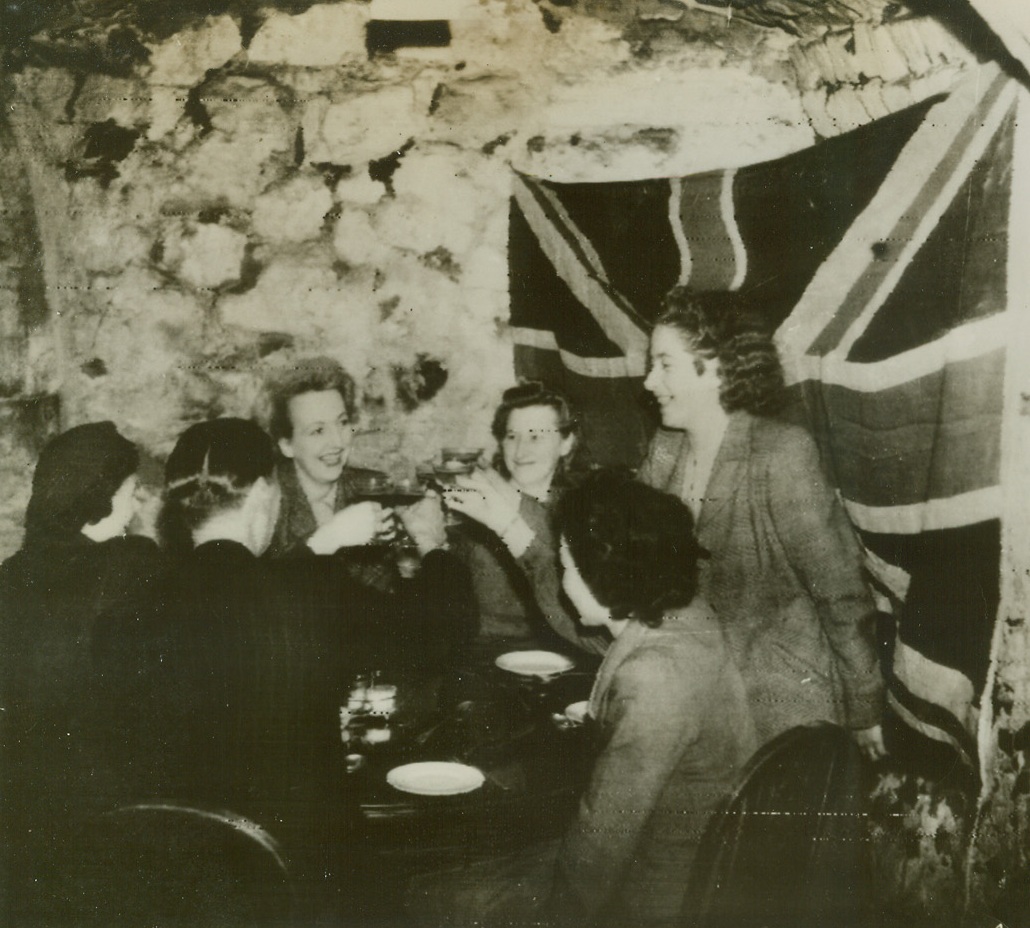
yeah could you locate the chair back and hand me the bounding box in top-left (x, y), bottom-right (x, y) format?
top-left (687, 723), bottom-right (872, 928)
top-left (15, 802), bottom-right (294, 928)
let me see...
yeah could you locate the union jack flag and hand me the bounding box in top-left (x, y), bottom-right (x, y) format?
top-left (509, 65), bottom-right (1019, 766)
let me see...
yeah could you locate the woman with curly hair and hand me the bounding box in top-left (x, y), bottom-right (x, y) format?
top-left (641, 288), bottom-right (886, 758)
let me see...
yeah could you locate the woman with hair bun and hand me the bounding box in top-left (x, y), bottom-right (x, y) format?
top-left (153, 418), bottom-right (473, 840)
top-left (641, 288), bottom-right (885, 758)
top-left (155, 416), bottom-right (473, 791)
top-left (151, 418), bottom-right (475, 896)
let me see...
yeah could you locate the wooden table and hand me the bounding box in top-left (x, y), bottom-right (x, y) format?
top-left (332, 662), bottom-right (596, 920)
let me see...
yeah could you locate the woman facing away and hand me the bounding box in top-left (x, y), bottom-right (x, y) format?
top-left (151, 417), bottom-right (473, 803)
top-left (0, 423), bottom-right (163, 806)
top-left (148, 418), bottom-right (475, 915)
top-left (640, 288), bottom-right (886, 759)
top-left (416, 471), bottom-right (755, 928)
top-left (455, 382), bottom-right (582, 655)
top-left (0, 423), bottom-right (166, 917)
top-left (551, 471), bottom-right (756, 928)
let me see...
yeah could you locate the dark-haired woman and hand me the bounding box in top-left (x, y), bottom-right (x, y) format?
top-left (550, 472), bottom-right (755, 927)
top-left (0, 423), bottom-right (165, 902)
top-left (457, 382), bottom-right (581, 656)
top-left (641, 289), bottom-right (885, 758)
top-left (418, 472), bottom-right (754, 928)
top-left (150, 419), bottom-right (474, 864)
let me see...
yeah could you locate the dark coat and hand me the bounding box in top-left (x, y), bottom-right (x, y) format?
top-left (0, 535), bottom-right (167, 820)
top-left (639, 412), bottom-right (884, 745)
top-left (147, 541), bottom-right (475, 822)
top-left (553, 606), bottom-right (756, 926)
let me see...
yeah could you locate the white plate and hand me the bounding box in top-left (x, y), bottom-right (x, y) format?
top-left (386, 762), bottom-right (485, 796)
top-left (495, 650), bottom-right (575, 678)
top-left (564, 700), bottom-right (589, 725)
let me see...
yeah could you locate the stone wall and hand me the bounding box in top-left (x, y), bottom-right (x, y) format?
top-left (0, 0), bottom-right (971, 556)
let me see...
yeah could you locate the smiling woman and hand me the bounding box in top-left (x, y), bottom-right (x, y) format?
top-left (639, 289), bottom-right (886, 759)
top-left (262, 358), bottom-right (397, 581)
top-left (450, 383), bottom-right (583, 657)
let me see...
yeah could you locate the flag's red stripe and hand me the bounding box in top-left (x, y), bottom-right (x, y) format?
top-left (678, 171), bottom-right (738, 291)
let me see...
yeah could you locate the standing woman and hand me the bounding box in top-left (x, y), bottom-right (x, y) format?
top-left (457, 382), bottom-right (579, 654)
top-left (641, 288), bottom-right (886, 758)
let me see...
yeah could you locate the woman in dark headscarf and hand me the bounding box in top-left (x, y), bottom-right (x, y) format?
top-left (0, 422), bottom-right (166, 890)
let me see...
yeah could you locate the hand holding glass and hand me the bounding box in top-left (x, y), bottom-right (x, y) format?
top-left (306, 501), bottom-right (390, 554)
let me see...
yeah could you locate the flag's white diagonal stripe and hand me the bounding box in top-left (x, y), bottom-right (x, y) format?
top-left (786, 315), bottom-right (1006, 391)
top-left (722, 168), bottom-right (747, 291)
top-left (776, 64), bottom-right (1008, 372)
top-left (512, 327), bottom-right (645, 378)
top-left (514, 175), bottom-right (649, 365)
top-left (669, 177), bottom-right (692, 287)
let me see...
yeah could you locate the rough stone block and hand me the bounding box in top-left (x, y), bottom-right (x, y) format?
top-left (147, 15), bottom-right (242, 87)
top-left (372, 194), bottom-right (470, 256)
top-left (180, 134), bottom-right (291, 208)
top-left (855, 24), bottom-right (911, 84)
top-left (463, 244), bottom-right (508, 297)
top-left (218, 254), bottom-right (368, 339)
top-left (425, 78), bottom-right (529, 150)
top-left (823, 86), bottom-right (876, 135)
top-left (303, 88), bottom-right (425, 166)
top-left (163, 222), bottom-right (248, 291)
top-left (333, 210), bottom-right (391, 266)
top-left (248, 4), bottom-right (369, 67)
top-left (73, 76), bottom-right (151, 130)
top-left (147, 86), bottom-right (188, 140)
top-left (253, 175), bottom-right (333, 244)
top-left (334, 170), bottom-right (388, 206)
top-left (202, 76), bottom-right (292, 137)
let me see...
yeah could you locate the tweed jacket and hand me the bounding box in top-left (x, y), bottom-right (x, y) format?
top-left (553, 605), bottom-right (756, 926)
top-left (638, 412), bottom-right (884, 746)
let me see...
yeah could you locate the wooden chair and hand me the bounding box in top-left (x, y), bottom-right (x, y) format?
top-left (687, 722), bottom-right (874, 928)
top-left (14, 802), bottom-right (295, 928)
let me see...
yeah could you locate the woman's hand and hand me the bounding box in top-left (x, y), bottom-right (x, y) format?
top-left (397, 493), bottom-right (448, 556)
top-left (851, 724), bottom-right (887, 762)
top-left (444, 468), bottom-right (522, 536)
top-left (306, 502), bottom-right (391, 554)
